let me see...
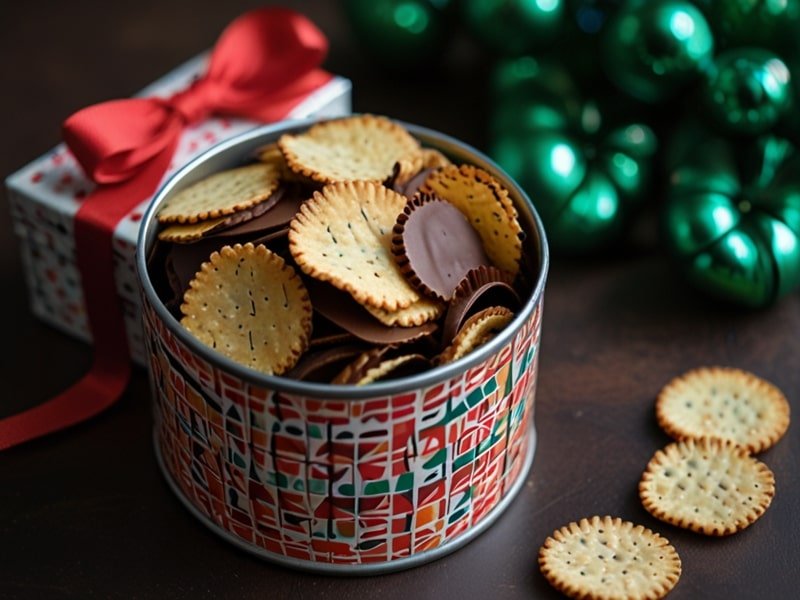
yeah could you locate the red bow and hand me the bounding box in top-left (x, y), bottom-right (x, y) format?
top-left (0, 7), bottom-right (332, 450)
top-left (64, 7), bottom-right (331, 184)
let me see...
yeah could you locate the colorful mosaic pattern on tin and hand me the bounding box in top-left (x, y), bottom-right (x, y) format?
top-left (143, 293), bottom-right (541, 565)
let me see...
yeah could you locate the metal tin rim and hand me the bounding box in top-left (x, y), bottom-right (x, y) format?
top-left (136, 118), bottom-right (550, 400)
top-left (153, 425), bottom-right (536, 575)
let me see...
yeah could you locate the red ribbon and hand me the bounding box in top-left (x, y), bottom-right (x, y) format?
top-left (0, 7), bottom-right (332, 450)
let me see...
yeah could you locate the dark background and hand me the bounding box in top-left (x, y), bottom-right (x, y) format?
top-left (1, 1), bottom-right (798, 598)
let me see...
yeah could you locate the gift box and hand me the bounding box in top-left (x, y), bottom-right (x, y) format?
top-left (6, 53), bottom-right (351, 366)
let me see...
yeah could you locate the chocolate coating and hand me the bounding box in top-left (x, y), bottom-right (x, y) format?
top-left (394, 167), bottom-right (435, 200)
top-left (393, 196), bottom-right (490, 300)
top-left (307, 280), bottom-right (437, 345)
top-left (441, 266), bottom-right (521, 347)
top-left (209, 186), bottom-right (304, 238)
top-left (287, 344), bottom-right (366, 382)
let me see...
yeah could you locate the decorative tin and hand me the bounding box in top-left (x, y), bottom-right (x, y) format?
top-left (137, 120), bottom-right (549, 574)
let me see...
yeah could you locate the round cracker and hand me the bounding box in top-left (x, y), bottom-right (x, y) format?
top-left (420, 164), bottom-right (523, 275)
top-left (539, 515), bottom-right (681, 600)
top-left (332, 347), bottom-right (428, 385)
top-left (157, 163), bottom-right (281, 224)
top-left (419, 148), bottom-right (452, 169)
top-left (289, 181), bottom-right (421, 311)
top-left (278, 115), bottom-right (420, 184)
top-left (656, 366), bottom-right (790, 453)
top-left (355, 353), bottom-right (429, 385)
top-left (364, 297), bottom-right (444, 327)
top-left (438, 306), bottom-right (514, 365)
top-left (158, 215), bottom-right (231, 243)
top-left (256, 141), bottom-right (309, 183)
top-left (639, 438), bottom-right (776, 536)
top-left (180, 243), bottom-right (311, 375)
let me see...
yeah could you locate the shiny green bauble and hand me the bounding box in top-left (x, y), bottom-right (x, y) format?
top-left (490, 59), bottom-right (657, 254)
top-left (460, 0), bottom-right (565, 56)
top-left (665, 134), bottom-right (800, 307)
top-left (602, 0), bottom-right (714, 103)
top-left (706, 0), bottom-right (800, 53)
top-left (568, 0), bottom-right (624, 34)
top-left (490, 57), bottom-right (581, 135)
top-left (781, 56), bottom-right (800, 143)
top-left (703, 48), bottom-right (792, 136)
top-left (344, 0), bottom-right (450, 69)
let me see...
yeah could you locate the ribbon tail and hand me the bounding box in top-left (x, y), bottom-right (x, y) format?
top-left (0, 146), bottom-right (175, 450)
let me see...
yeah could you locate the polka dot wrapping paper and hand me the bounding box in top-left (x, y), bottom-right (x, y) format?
top-left (5, 53), bottom-right (351, 364)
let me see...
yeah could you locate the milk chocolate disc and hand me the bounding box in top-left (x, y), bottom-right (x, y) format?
top-left (392, 195), bottom-right (490, 301)
top-left (306, 280), bottom-right (437, 345)
top-left (441, 266), bottom-right (521, 347)
top-left (287, 344), bottom-right (366, 382)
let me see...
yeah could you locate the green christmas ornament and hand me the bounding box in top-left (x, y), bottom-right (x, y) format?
top-left (490, 57), bottom-right (581, 136)
top-left (460, 0), bottom-right (565, 56)
top-left (665, 134), bottom-right (800, 307)
top-left (703, 48), bottom-right (792, 136)
top-left (781, 56), bottom-right (800, 143)
top-left (568, 0), bottom-right (623, 34)
top-left (490, 59), bottom-right (657, 253)
top-left (705, 0), bottom-right (800, 54)
top-left (602, 0), bottom-right (714, 103)
top-left (344, 0), bottom-right (450, 69)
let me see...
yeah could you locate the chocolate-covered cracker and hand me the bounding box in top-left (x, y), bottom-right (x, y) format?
top-left (208, 185), bottom-right (304, 239)
top-left (159, 187), bottom-right (286, 243)
top-left (157, 163), bottom-right (281, 224)
top-left (288, 344), bottom-right (366, 382)
top-left (332, 346), bottom-right (429, 385)
top-left (307, 280), bottom-right (437, 345)
top-left (442, 266), bottom-right (521, 347)
top-left (421, 164), bottom-right (523, 275)
top-left (393, 194), bottom-right (490, 301)
top-left (396, 167), bottom-right (434, 200)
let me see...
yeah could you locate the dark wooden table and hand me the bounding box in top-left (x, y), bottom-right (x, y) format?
top-left (1, 1), bottom-right (798, 598)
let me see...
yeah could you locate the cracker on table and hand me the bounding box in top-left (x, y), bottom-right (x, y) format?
top-left (656, 366), bottom-right (790, 453)
top-left (157, 163), bottom-right (281, 224)
top-left (438, 306), bottom-right (514, 365)
top-left (539, 515), bottom-right (681, 600)
top-left (278, 114), bottom-right (420, 184)
top-left (420, 164), bottom-right (523, 275)
top-left (180, 243), bottom-right (311, 375)
top-left (639, 438), bottom-right (776, 536)
top-left (289, 181), bottom-right (420, 311)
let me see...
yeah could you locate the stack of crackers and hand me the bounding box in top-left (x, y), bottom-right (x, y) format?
top-left (149, 115), bottom-right (527, 383)
top-left (539, 366), bottom-right (790, 599)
